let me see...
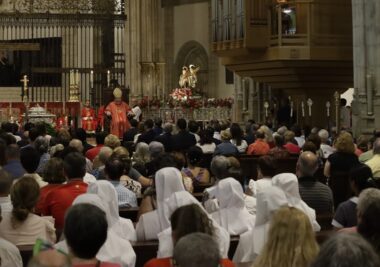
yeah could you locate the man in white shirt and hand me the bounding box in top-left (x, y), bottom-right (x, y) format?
top-left (131, 98), bottom-right (142, 121)
top-left (318, 129), bottom-right (334, 159)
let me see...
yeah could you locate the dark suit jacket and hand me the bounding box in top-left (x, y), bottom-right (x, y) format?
top-left (155, 132), bottom-right (172, 152)
top-left (171, 130), bottom-right (196, 152)
top-left (123, 127), bottom-right (138, 142)
top-left (137, 129), bottom-right (156, 144)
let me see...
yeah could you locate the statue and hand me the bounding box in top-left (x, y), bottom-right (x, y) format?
top-left (188, 64), bottom-right (200, 89)
top-left (179, 66), bottom-right (190, 88)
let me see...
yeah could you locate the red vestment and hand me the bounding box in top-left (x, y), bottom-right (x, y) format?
top-left (81, 107), bottom-right (96, 132)
top-left (97, 106), bottom-right (105, 131)
top-left (105, 101), bottom-right (131, 138)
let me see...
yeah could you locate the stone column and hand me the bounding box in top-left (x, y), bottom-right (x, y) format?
top-left (233, 75), bottom-right (243, 122)
top-left (351, 0), bottom-right (380, 136)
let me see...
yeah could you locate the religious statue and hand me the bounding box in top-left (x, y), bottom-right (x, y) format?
top-left (105, 88), bottom-right (134, 138)
top-left (81, 100), bottom-right (97, 133)
top-left (178, 64), bottom-right (200, 89)
top-left (188, 64), bottom-right (200, 89)
top-left (179, 66), bottom-right (190, 88)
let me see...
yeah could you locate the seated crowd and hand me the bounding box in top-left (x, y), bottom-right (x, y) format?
top-left (0, 119), bottom-right (379, 267)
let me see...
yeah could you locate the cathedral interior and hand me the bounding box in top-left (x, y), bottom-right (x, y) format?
top-left (0, 0), bottom-right (377, 136)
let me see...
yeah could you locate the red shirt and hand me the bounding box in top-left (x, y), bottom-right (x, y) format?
top-left (86, 145), bottom-right (104, 162)
top-left (283, 143), bottom-right (301, 154)
top-left (35, 184), bottom-right (62, 215)
top-left (144, 258), bottom-right (235, 267)
top-left (44, 180), bottom-right (88, 229)
top-left (247, 139), bottom-right (270, 155)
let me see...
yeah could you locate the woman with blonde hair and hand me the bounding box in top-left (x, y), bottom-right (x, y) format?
top-left (324, 131), bottom-right (359, 177)
top-left (254, 207), bottom-right (319, 267)
top-left (258, 125), bottom-right (274, 148)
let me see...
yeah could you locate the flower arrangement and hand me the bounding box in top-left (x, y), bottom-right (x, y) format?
top-left (169, 88), bottom-right (192, 102)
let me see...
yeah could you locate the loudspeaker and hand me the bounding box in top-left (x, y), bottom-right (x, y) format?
top-left (225, 68), bottom-right (234, 84)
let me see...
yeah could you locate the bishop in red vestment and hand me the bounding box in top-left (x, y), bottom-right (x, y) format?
top-left (105, 88), bottom-right (132, 138)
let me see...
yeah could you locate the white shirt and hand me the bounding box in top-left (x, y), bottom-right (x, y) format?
top-left (230, 139), bottom-right (248, 153)
top-left (132, 106), bottom-right (142, 121)
top-left (83, 173), bottom-right (97, 184)
top-left (0, 196), bottom-right (12, 215)
top-left (320, 143), bottom-right (334, 159)
top-left (23, 173), bottom-right (47, 188)
top-left (196, 143), bottom-right (216, 154)
top-left (0, 238), bottom-right (22, 267)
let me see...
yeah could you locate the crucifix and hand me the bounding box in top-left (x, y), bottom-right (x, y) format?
top-left (20, 75), bottom-right (30, 122)
top-left (307, 98), bottom-right (313, 116)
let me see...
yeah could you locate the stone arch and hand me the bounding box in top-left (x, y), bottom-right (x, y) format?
top-left (174, 41), bottom-right (209, 95)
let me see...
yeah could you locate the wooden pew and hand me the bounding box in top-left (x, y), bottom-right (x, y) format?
top-left (316, 213), bottom-right (334, 231)
top-left (18, 245), bottom-right (34, 267)
top-left (17, 230), bottom-right (337, 267)
top-left (119, 207), bottom-right (139, 222)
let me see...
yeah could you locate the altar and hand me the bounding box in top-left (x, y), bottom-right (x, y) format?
top-left (0, 102), bottom-right (80, 125)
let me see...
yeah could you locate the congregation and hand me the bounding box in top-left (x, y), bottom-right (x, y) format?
top-left (0, 118), bottom-right (379, 267)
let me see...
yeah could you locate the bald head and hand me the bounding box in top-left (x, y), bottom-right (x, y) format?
top-left (69, 139), bottom-right (84, 153)
top-left (297, 151), bottom-right (319, 177)
top-left (28, 250), bottom-right (71, 267)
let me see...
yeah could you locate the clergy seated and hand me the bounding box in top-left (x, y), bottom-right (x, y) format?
top-left (0, 177), bottom-right (56, 246)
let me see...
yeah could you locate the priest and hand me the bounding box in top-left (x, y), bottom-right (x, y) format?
top-left (105, 88), bottom-right (133, 138)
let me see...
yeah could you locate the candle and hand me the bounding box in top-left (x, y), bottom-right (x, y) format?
top-left (307, 98), bottom-right (313, 116)
top-left (290, 101), bottom-right (294, 117)
top-left (90, 70), bottom-right (94, 88)
top-left (70, 70), bottom-right (73, 85)
top-left (326, 101), bottom-right (331, 117)
top-left (301, 101), bottom-right (305, 117)
top-left (107, 70), bottom-right (110, 87)
top-left (264, 102), bottom-right (269, 117)
top-left (75, 70), bottom-right (79, 85)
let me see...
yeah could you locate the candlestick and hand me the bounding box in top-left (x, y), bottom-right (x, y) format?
top-left (307, 98), bottom-right (313, 116)
top-left (326, 101), bottom-right (331, 117)
top-left (90, 70), bottom-right (94, 88)
top-left (264, 101), bottom-right (269, 117)
top-left (301, 101), bottom-right (305, 117)
top-left (107, 70), bottom-right (110, 87)
top-left (290, 101), bottom-right (294, 117)
top-left (75, 69), bottom-right (79, 85)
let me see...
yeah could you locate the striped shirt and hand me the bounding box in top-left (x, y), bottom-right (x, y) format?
top-left (298, 176), bottom-right (334, 214)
